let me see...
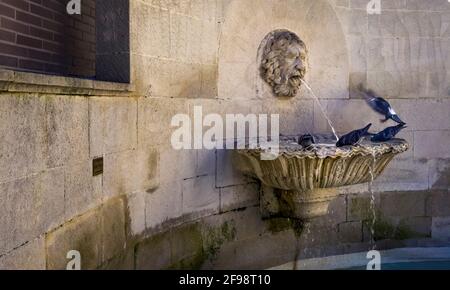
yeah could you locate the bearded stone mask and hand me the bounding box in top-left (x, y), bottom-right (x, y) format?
top-left (260, 30), bottom-right (307, 97)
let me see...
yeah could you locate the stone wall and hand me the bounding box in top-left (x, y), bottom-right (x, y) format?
top-left (0, 0), bottom-right (449, 269)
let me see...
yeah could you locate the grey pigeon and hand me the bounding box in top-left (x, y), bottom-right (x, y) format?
top-left (336, 124), bottom-right (372, 147)
top-left (298, 134), bottom-right (315, 149)
top-left (371, 124), bottom-right (407, 142)
top-left (358, 84), bottom-right (405, 125)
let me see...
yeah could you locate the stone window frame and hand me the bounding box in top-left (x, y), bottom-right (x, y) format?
top-left (0, 0), bottom-right (132, 95)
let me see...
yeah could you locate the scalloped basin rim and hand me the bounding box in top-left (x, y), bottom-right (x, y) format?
top-left (235, 136), bottom-right (410, 191)
top-left (237, 138), bottom-right (410, 160)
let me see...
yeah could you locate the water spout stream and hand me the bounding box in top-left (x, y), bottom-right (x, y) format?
top-left (300, 79), bottom-right (339, 141)
top-left (368, 152), bottom-right (377, 250)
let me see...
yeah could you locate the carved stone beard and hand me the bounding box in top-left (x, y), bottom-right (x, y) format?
top-left (274, 61), bottom-right (305, 97)
top-left (274, 77), bottom-right (300, 97)
top-left (260, 30), bottom-right (307, 98)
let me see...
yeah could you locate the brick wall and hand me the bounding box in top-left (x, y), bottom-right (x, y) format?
top-left (0, 0), bottom-right (95, 78)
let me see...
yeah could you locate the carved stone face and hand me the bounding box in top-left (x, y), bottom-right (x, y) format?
top-left (260, 31), bottom-right (307, 97)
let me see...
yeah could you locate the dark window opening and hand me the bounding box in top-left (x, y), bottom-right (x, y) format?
top-left (0, 0), bottom-right (129, 83)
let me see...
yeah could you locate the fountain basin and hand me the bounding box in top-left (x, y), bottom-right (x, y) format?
top-left (234, 134), bottom-right (409, 219)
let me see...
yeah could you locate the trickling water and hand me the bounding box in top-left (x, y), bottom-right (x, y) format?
top-left (368, 153), bottom-right (377, 250)
top-left (300, 79), bottom-right (340, 141)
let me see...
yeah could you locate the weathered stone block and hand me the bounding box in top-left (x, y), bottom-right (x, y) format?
top-left (43, 95), bottom-right (90, 168)
top-left (201, 19), bottom-right (219, 64)
top-left (170, 223), bottom-right (204, 269)
top-left (169, 12), bottom-right (189, 61)
top-left (347, 35), bottom-right (367, 72)
top-left (380, 191), bottom-right (427, 217)
top-left (196, 149), bottom-right (216, 177)
top-left (363, 215), bottom-right (430, 242)
top-left (262, 99), bottom-right (314, 135)
top-left (338, 221), bottom-right (363, 243)
top-left (64, 161), bottom-right (103, 220)
top-left (426, 190), bottom-right (450, 217)
top-left (366, 71), bottom-right (412, 99)
top-left (432, 217), bottom-right (450, 240)
top-left (218, 62), bottom-right (255, 100)
top-left (89, 97), bottom-right (137, 157)
top-left (398, 217), bottom-right (432, 237)
top-left (46, 197), bottom-right (126, 270)
top-left (407, 0), bottom-right (450, 12)
top-left (371, 158), bottom-right (430, 192)
top-left (135, 231), bottom-right (171, 270)
top-left (0, 236), bottom-right (45, 270)
top-left (334, 0), bottom-right (349, 8)
top-left (349, 0), bottom-right (370, 9)
top-left (0, 94), bottom-right (88, 182)
top-left (209, 230), bottom-right (297, 270)
top-left (216, 150), bottom-right (252, 188)
top-left (98, 247), bottom-right (135, 270)
top-left (429, 160), bottom-right (450, 190)
top-left (46, 209), bottom-right (102, 270)
top-left (169, 62), bottom-right (202, 98)
top-left (348, 9), bottom-right (368, 36)
top-left (326, 195), bottom-right (348, 224)
top-left (158, 148), bottom-right (215, 185)
top-left (349, 72), bottom-right (367, 98)
top-left (103, 148), bottom-right (159, 197)
top-left (414, 131), bottom-right (450, 159)
top-left (101, 197), bottom-right (126, 262)
top-left (158, 148), bottom-right (196, 183)
top-left (220, 183), bottom-right (259, 212)
top-left (127, 192), bottom-right (146, 236)
top-left (131, 2), bottom-right (170, 58)
top-left (131, 55), bottom-right (172, 96)
top-left (185, 17), bottom-right (202, 64)
top-left (145, 181), bottom-right (183, 229)
top-left (347, 193), bottom-right (380, 221)
top-left (201, 64), bottom-right (218, 98)
top-left (368, 11), bottom-right (408, 38)
top-left (297, 220), bottom-right (340, 249)
top-left (182, 175), bottom-right (220, 215)
top-left (203, 207), bottom-right (261, 242)
top-left (389, 99), bottom-right (450, 131)
top-left (137, 97), bottom-right (189, 148)
top-left (0, 169), bottom-right (64, 255)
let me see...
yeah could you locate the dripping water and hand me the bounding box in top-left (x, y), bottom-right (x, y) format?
top-left (300, 79), bottom-right (340, 141)
top-left (368, 152), bottom-right (377, 250)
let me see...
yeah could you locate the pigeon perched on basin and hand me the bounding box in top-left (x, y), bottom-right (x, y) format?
top-left (358, 84), bottom-right (405, 125)
top-left (336, 123), bottom-right (372, 148)
top-left (298, 134), bottom-right (315, 149)
top-left (371, 124), bottom-right (407, 142)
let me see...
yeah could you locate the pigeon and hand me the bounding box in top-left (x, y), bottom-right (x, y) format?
top-left (358, 84), bottom-right (405, 125)
top-left (336, 124), bottom-right (372, 147)
top-left (371, 124), bottom-right (407, 142)
top-left (298, 134), bottom-right (315, 149)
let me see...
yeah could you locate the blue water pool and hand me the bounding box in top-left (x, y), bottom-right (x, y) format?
top-left (270, 247), bottom-right (450, 270)
top-left (347, 260), bottom-right (450, 270)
